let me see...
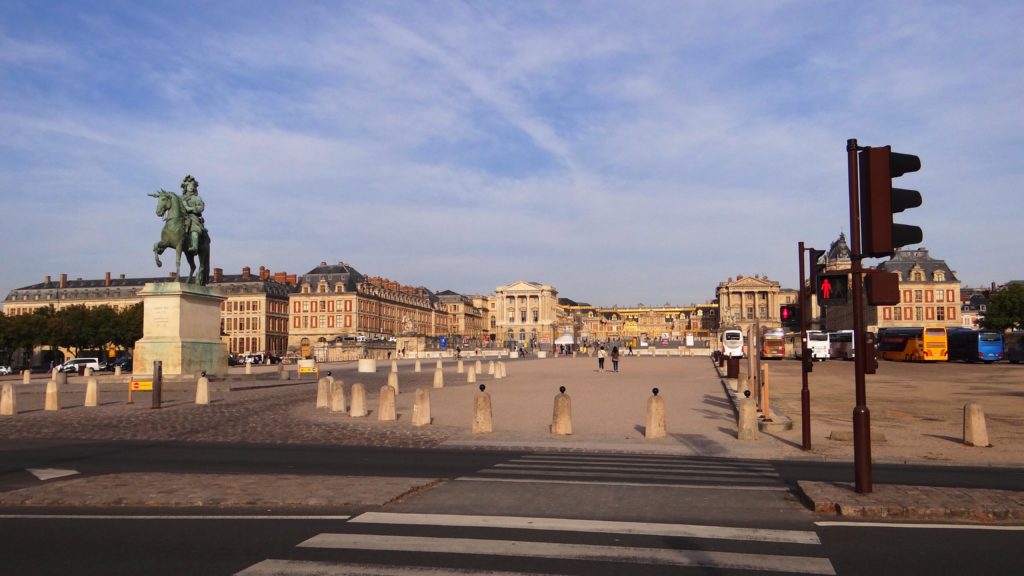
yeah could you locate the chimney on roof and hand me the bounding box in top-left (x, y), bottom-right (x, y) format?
top-left (213, 268), bottom-right (223, 283)
top-left (45, 275), bottom-right (51, 285)
top-left (60, 274), bottom-right (67, 288)
top-left (119, 273), bottom-right (126, 280)
top-left (105, 272), bottom-right (111, 287)
top-left (320, 261), bottom-right (327, 267)
top-left (242, 266), bottom-right (251, 280)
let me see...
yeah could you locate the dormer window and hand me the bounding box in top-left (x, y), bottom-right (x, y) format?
top-left (933, 271), bottom-right (945, 282)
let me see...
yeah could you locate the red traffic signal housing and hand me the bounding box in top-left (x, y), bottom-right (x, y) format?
top-left (859, 146), bottom-right (923, 257)
top-left (817, 273), bottom-right (849, 303)
top-left (780, 304), bottom-right (800, 328)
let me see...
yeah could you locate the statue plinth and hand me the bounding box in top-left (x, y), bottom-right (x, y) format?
top-left (133, 282), bottom-right (228, 377)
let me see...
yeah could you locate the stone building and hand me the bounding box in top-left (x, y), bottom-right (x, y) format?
top-left (2, 266), bottom-right (296, 359)
top-left (557, 300), bottom-right (719, 347)
top-left (436, 290), bottom-right (486, 348)
top-left (287, 261), bottom-right (457, 358)
top-left (823, 247), bottom-right (962, 332)
top-left (492, 281), bottom-right (560, 349)
top-left (715, 274), bottom-right (792, 334)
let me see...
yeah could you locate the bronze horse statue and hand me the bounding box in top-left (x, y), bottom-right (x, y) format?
top-left (149, 189), bottom-right (211, 285)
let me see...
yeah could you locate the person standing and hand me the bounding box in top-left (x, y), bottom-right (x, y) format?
top-left (611, 346), bottom-right (620, 372)
top-left (597, 345), bottom-right (606, 371)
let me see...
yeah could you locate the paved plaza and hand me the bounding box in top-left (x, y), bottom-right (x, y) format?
top-left (1, 354), bottom-right (1022, 518)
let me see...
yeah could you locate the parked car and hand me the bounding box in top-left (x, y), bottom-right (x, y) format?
top-left (58, 358), bottom-right (101, 374)
top-left (0, 366), bottom-right (12, 376)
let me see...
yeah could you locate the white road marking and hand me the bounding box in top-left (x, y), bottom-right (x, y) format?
top-left (455, 476), bottom-right (789, 490)
top-left (816, 521), bottom-right (1024, 530)
top-left (27, 468), bottom-right (79, 481)
top-left (237, 559), bottom-right (557, 575)
top-left (475, 467), bottom-right (776, 482)
top-left (298, 534), bottom-right (836, 575)
top-left (494, 462), bottom-right (780, 477)
top-left (351, 512), bottom-right (822, 544)
top-left (0, 514), bottom-right (351, 521)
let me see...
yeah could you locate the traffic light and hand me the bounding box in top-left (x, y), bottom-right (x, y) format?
top-left (780, 304), bottom-right (800, 329)
top-left (808, 248), bottom-right (826, 292)
top-left (816, 273), bottom-right (849, 304)
top-left (859, 145), bottom-right (922, 257)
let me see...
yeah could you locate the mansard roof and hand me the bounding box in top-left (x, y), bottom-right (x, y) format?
top-left (877, 248), bottom-right (958, 282)
top-left (826, 232), bottom-right (851, 262)
top-left (300, 261), bottom-right (364, 291)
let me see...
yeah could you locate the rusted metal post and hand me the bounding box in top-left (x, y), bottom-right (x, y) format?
top-left (799, 241), bottom-right (811, 451)
top-left (152, 361), bottom-right (162, 410)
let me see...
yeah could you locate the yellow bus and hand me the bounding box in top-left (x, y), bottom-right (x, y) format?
top-left (876, 326), bottom-right (948, 362)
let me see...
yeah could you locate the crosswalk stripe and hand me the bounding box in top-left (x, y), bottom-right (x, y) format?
top-left (493, 462), bottom-right (780, 478)
top-left (237, 559), bottom-right (561, 575)
top-left (455, 476), bottom-right (790, 490)
top-left (474, 467), bottom-right (777, 483)
top-left (297, 534), bottom-right (836, 575)
top-left (350, 512), bottom-right (822, 545)
top-left (517, 454), bottom-right (775, 467)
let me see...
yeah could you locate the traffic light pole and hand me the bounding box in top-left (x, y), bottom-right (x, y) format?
top-left (847, 138), bottom-right (872, 493)
top-left (798, 241), bottom-right (811, 451)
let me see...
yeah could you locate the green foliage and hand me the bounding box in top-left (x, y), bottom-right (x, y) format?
top-left (0, 304), bottom-right (145, 364)
top-left (981, 283), bottom-right (1024, 331)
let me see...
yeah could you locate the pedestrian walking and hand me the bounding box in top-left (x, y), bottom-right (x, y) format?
top-left (611, 346), bottom-right (620, 372)
top-left (597, 346), bottom-right (606, 371)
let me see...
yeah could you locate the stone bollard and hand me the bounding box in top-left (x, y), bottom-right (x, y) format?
top-left (414, 359), bottom-right (422, 373)
top-left (457, 359), bottom-right (464, 374)
top-left (412, 388), bottom-right (431, 426)
top-left (85, 367), bottom-right (93, 377)
top-left (196, 373), bottom-right (210, 405)
top-left (245, 362), bottom-right (252, 375)
top-left (467, 366), bottom-right (476, 383)
top-left (45, 379), bottom-right (60, 411)
top-left (114, 366), bottom-right (122, 377)
top-left (737, 390), bottom-right (759, 440)
top-left (330, 380), bottom-right (347, 413)
top-left (435, 359), bottom-right (443, 371)
top-left (550, 386), bottom-right (572, 435)
top-left (55, 370), bottom-right (67, 387)
top-left (475, 359), bottom-right (482, 374)
top-left (23, 369), bottom-right (31, 384)
top-left (433, 364), bottom-right (445, 389)
top-left (349, 383), bottom-right (367, 417)
top-left (277, 364), bottom-right (285, 379)
top-left (473, 384), bottom-right (493, 433)
top-left (358, 358), bottom-right (377, 373)
top-left (316, 377), bottom-right (331, 408)
top-left (387, 370), bottom-right (400, 395)
top-left (498, 362), bottom-right (507, 379)
top-left (963, 401), bottom-right (991, 447)
top-left (391, 359), bottom-right (398, 373)
top-left (1, 383), bottom-right (16, 416)
top-left (488, 360), bottom-right (495, 375)
top-left (377, 385), bottom-right (396, 421)
top-left (644, 388), bottom-right (667, 439)
top-left (85, 377), bottom-right (99, 407)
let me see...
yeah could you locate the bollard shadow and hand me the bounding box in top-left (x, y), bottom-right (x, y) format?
top-left (668, 433), bottom-right (726, 455)
top-left (924, 433), bottom-right (966, 445)
top-left (702, 394), bottom-right (732, 410)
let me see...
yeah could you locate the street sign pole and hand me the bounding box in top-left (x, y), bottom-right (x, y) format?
top-left (847, 138), bottom-right (872, 493)
top-left (798, 242), bottom-right (811, 451)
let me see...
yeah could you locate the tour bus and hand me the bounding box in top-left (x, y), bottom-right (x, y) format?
top-left (720, 329), bottom-right (745, 358)
top-left (876, 326), bottom-right (948, 362)
top-left (829, 329), bottom-right (856, 360)
top-left (760, 327), bottom-right (786, 359)
top-left (947, 328), bottom-right (1004, 363)
top-left (1005, 332), bottom-right (1024, 364)
top-left (806, 330), bottom-right (830, 361)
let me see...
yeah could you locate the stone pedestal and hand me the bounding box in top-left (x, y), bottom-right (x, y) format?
top-left (133, 282), bottom-right (228, 378)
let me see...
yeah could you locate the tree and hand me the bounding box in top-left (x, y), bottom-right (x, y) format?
top-left (981, 283), bottom-right (1024, 331)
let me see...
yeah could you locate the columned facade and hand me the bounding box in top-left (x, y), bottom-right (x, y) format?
top-left (493, 281), bottom-right (559, 349)
top-left (715, 274), bottom-right (785, 334)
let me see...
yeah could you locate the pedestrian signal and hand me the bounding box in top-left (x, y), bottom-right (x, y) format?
top-left (816, 273), bottom-right (849, 304)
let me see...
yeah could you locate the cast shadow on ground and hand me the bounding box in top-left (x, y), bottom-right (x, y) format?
top-left (924, 433), bottom-right (968, 445)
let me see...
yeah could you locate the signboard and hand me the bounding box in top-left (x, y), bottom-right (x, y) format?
top-left (439, 336), bottom-right (448, 350)
top-left (130, 379), bottom-right (153, 391)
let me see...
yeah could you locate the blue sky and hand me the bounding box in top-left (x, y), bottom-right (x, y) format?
top-left (1, 1), bottom-right (1021, 307)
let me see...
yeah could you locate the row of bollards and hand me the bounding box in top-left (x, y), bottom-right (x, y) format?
top-left (0, 371), bottom-right (215, 415)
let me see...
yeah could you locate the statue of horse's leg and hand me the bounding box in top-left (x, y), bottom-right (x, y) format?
top-left (185, 251), bottom-right (197, 283)
top-left (174, 246), bottom-right (183, 280)
top-left (153, 242), bottom-right (164, 267)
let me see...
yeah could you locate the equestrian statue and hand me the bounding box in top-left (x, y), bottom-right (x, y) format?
top-left (149, 174), bottom-right (211, 286)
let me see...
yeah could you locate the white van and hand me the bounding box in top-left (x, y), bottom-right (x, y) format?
top-left (59, 357), bottom-right (101, 373)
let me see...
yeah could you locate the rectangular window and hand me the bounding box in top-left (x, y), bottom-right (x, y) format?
top-left (915, 307), bottom-right (923, 321)
top-left (747, 307), bottom-right (753, 320)
top-left (328, 301), bottom-right (335, 313)
top-left (533, 310), bottom-right (539, 322)
top-left (293, 317), bottom-right (300, 328)
top-left (949, 306), bottom-right (957, 320)
top-left (345, 301), bottom-right (352, 312)
top-left (893, 307), bottom-right (902, 321)
top-left (345, 315), bottom-right (352, 327)
top-left (914, 290), bottom-right (923, 303)
top-left (947, 290), bottom-right (955, 302)
top-left (925, 290), bottom-right (933, 303)
top-left (937, 307), bottom-right (945, 321)
top-left (935, 289), bottom-right (944, 303)
top-left (294, 301), bottom-right (301, 313)
top-left (302, 301), bottom-right (309, 313)
top-left (302, 316), bottom-right (308, 328)
top-left (319, 315), bottom-right (326, 328)
top-left (926, 307), bottom-right (934, 320)
top-left (883, 307), bottom-right (892, 320)
top-left (521, 311), bottom-right (527, 322)
top-left (904, 307), bottom-right (912, 319)
top-left (903, 290), bottom-right (912, 303)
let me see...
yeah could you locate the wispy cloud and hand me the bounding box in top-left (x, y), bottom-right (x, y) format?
top-left (1, 1), bottom-right (1021, 304)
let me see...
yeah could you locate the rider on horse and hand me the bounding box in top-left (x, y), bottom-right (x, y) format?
top-left (180, 174), bottom-right (206, 253)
